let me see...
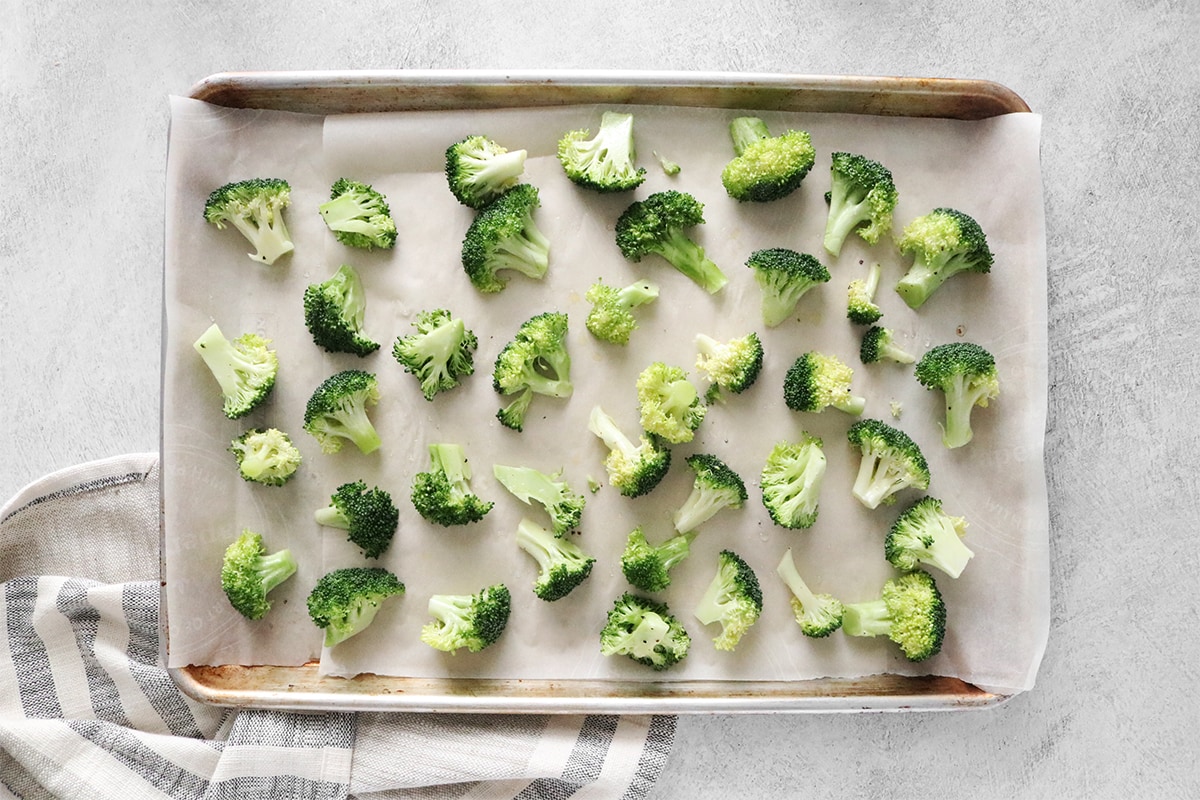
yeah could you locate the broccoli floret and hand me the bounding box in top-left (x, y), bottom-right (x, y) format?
top-left (636, 362), bottom-right (706, 444)
top-left (220, 529), bottom-right (298, 621)
top-left (410, 443), bottom-right (494, 527)
top-left (847, 262), bottom-right (884, 325)
top-left (620, 527), bottom-right (693, 593)
top-left (203, 178), bottom-right (294, 265)
top-left (776, 549), bottom-right (844, 638)
top-left (694, 550), bottom-right (762, 651)
top-left (822, 152), bottom-right (898, 257)
top-left (306, 567), bottom-right (405, 648)
top-left (587, 405), bottom-right (672, 498)
top-left (318, 178), bottom-right (397, 250)
top-left (759, 434), bottom-right (826, 530)
top-left (303, 263), bottom-right (380, 356)
top-left (445, 135), bottom-right (528, 209)
top-left (885, 496), bottom-right (974, 579)
top-left (492, 312), bottom-right (572, 432)
top-left (392, 308), bottom-right (478, 401)
top-left (302, 369), bottom-right (381, 454)
top-left (720, 117), bottom-right (815, 203)
top-left (461, 184), bottom-right (550, 293)
top-left (420, 583), bottom-right (512, 653)
top-left (746, 248), bottom-right (830, 328)
top-left (193, 323), bottom-right (278, 420)
top-left (615, 190), bottom-right (727, 294)
top-left (600, 593), bottom-right (690, 670)
top-left (584, 278), bottom-right (660, 345)
top-left (846, 418), bottom-right (931, 510)
top-left (694, 332), bottom-right (763, 401)
top-left (515, 517), bottom-right (595, 601)
top-left (895, 208), bottom-right (993, 309)
top-left (914, 342), bottom-right (1000, 449)
top-left (653, 150), bottom-right (681, 176)
top-left (229, 428), bottom-right (301, 487)
top-left (493, 464), bottom-right (586, 537)
top-left (314, 480), bottom-right (399, 559)
top-left (557, 111), bottom-right (647, 193)
top-left (842, 569), bottom-right (946, 662)
top-left (860, 326), bottom-right (916, 365)
top-left (783, 351), bottom-right (865, 416)
top-left (673, 453), bottom-right (747, 534)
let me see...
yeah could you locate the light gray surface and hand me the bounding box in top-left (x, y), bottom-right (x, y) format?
top-left (1, 2), bottom-right (1196, 797)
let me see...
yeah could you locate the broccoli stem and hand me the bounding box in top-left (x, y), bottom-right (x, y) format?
top-left (489, 230), bottom-right (550, 278)
top-left (841, 599), bottom-right (892, 638)
top-left (776, 550), bottom-right (819, 611)
top-left (333, 403), bottom-right (383, 454)
top-left (227, 213), bottom-right (293, 265)
top-left (654, 229), bottom-right (727, 293)
top-left (853, 454), bottom-right (901, 509)
top-left (895, 257), bottom-right (951, 309)
top-left (464, 148), bottom-right (527, 188)
top-left (728, 117), bottom-right (771, 156)
top-left (314, 505), bottom-right (350, 530)
top-left (941, 375), bottom-right (982, 448)
top-left (823, 198), bottom-right (870, 257)
top-left (257, 550), bottom-right (299, 596)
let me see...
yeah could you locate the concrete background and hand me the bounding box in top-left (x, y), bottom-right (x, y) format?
top-left (2, 1), bottom-right (1197, 796)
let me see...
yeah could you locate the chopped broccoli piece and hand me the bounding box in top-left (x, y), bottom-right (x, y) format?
top-left (303, 263), bottom-right (380, 356)
top-left (842, 569), bottom-right (946, 662)
top-left (694, 549), bottom-right (763, 651)
top-left (314, 480), bottom-right (399, 559)
top-left (673, 453), bottom-right (747, 534)
top-left (515, 517), bottom-right (595, 601)
top-left (895, 208), bottom-right (993, 309)
top-left (306, 566), bottom-right (405, 648)
top-left (776, 549), bottom-right (844, 638)
top-left (493, 464), bottom-right (586, 537)
top-left (615, 190), bottom-right (727, 294)
top-left (746, 248), bottom-right (830, 328)
top-left (783, 351), bottom-right (865, 416)
top-left (846, 418), bottom-right (931, 510)
top-left (392, 308), bottom-right (478, 401)
top-left (420, 584), bottom-right (512, 653)
top-left (410, 443), bottom-right (493, 527)
top-left (587, 405), bottom-right (672, 498)
top-left (886, 496), bottom-right (974, 579)
top-left (890, 399), bottom-right (904, 419)
top-left (636, 362), bottom-right (706, 444)
top-left (847, 262), bottom-right (884, 325)
top-left (302, 369), bottom-right (381, 454)
top-left (220, 529), bottom-right (298, 621)
top-left (822, 152), bottom-right (898, 257)
top-left (620, 527), bottom-right (693, 593)
top-left (556, 111), bottom-right (647, 193)
top-left (860, 326), bottom-right (916, 365)
top-left (653, 150), bottom-right (681, 176)
top-left (445, 135), bottom-right (527, 209)
top-left (203, 178), bottom-right (294, 265)
top-left (720, 117), bottom-right (815, 203)
top-left (584, 278), bottom-right (660, 345)
top-left (318, 178), bottom-right (397, 250)
top-left (914, 342), bottom-right (1000, 449)
top-left (694, 332), bottom-right (763, 401)
top-left (229, 428), bottom-right (301, 487)
top-left (759, 434), bottom-right (826, 530)
top-left (461, 184), bottom-right (550, 293)
top-left (492, 312), bottom-right (572, 432)
top-left (600, 593), bottom-right (690, 670)
top-left (193, 323), bottom-right (278, 420)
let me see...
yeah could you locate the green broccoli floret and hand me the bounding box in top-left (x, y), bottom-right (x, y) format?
top-left (306, 567), bottom-right (405, 648)
top-left (620, 527), bottom-right (693, 593)
top-left (720, 117), bottom-right (815, 203)
top-left (461, 184), bottom-right (550, 293)
top-left (314, 480), bottom-right (399, 559)
top-left (587, 405), bottom-right (672, 498)
top-left (615, 190), bottom-right (727, 294)
top-left (914, 342), bottom-right (1000, 449)
top-left (203, 178), bottom-right (293, 265)
top-left (420, 583), bottom-right (512, 653)
top-left (302, 369), bottom-right (381, 454)
top-left (410, 443), bottom-right (494, 526)
top-left (895, 208), bottom-right (993, 309)
top-left (694, 332), bottom-right (763, 401)
top-left (847, 261), bottom-right (884, 325)
top-left (822, 152), bottom-right (898, 257)
top-left (445, 135), bottom-right (527, 209)
top-left (493, 464), bottom-right (586, 537)
top-left (842, 569), bottom-right (946, 662)
top-left (584, 278), bottom-right (660, 345)
top-left (653, 150), bottom-right (681, 176)
top-left (229, 428), bottom-right (301, 487)
top-left (193, 323), bottom-right (278, 420)
top-left (846, 418), bottom-right (931, 510)
top-left (694, 549), bottom-right (763, 651)
top-left (303, 263), bottom-right (380, 356)
top-left (673, 454), bottom-right (747, 534)
top-left (860, 326), bottom-right (916, 365)
top-left (600, 593), bottom-right (690, 670)
top-left (636, 362), bottom-right (706, 445)
top-left (392, 308), bottom-right (478, 401)
top-left (759, 434), bottom-right (826, 530)
top-left (492, 312), bottom-right (572, 432)
top-left (318, 178), bottom-right (397, 250)
top-left (886, 496), bottom-right (974, 579)
top-left (515, 517), bottom-right (595, 601)
top-left (776, 549), bottom-right (843, 638)
top-left (746, 248), bottom-right (830, 328)
top-left (783, 351), bottom-right (865, 416)
top-left (557, 111), bottom-right (647, 193)
top-left (220, 529), bottom-right (298, 620)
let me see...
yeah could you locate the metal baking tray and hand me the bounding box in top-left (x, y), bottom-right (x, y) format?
top-left (165, 70), bottom-right (1032, 714)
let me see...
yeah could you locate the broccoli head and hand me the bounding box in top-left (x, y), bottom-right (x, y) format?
top-left (885, 496), bottom-right (975, 579)
top-left (914, 342), bottom-right (1000, 449)
top-left (318, 178), bottom-right (397, 250)
top-left (842, 569), bottom-right (946, 662)
top-left (445, 135), bottom-right (528, 209)
top-left (203, 177), bottom-right (294, 265)
top-left (587, 405), bottom-right (672, 498)
top-left (846, 418), bottom-right (931, 510)
top-left (847, 261), bottom-right (884, 325)
top-left (694, 332), bottom-right (763, 401)
top-left (493, 464), bottom-right (586, 537)
top-left (515, 517), bottom-right (596, 601)
top-left (557, 111), bottom-right (647, 193)
top-left (783, 351), bottom-right (865, 416)
top-left (314, 480), bottom-right (399, 559)
top-left (720, 117), bottom-right (815, 203)
top-left (600, 593), bottom-right (691, 670)
top-left (302, 369), bottom-right (381, 454)
top-left (694, 549), bottom-right (763, 651)
top-left (306, 566), bottom-right (405, 648)
top-left (620, 527), bottom-right (693, 593)
top-left (229, 428), bottom-right (302, 487)
top-left (776, 549), bottom-right (844, 638)
top-left (584, 278), bottom-right (660, 345)
top-left (615, 190), bottom-right (728, 294)
top-left (220, 529), bottom-right (298, 620)
top-left (492, 312), bottom-right (572, 432)
top-left (303, 263), bottom-right (380, 356)
top-left (673, 453), bottom-right (747, 534)
top-left (410, 443), bottom-right (494, 527)
top-left (392, 308), bottom-right (478, 401)
top-left (746, 248), bottom-right (830, 328)
top-left (461, 183), bottom-right (550, 293)
top-left (895, 207), bottom-right (993, 309)
top-left (193, 323), bottom-right (278, 420)
top-left (860, 326), bottom-right (916, 365)
top-left (822, 152), bottom-right (898, 257)
top-left (420, 583), bottom-right (512, 653)
top-left (636, 362), bottom-right (706, 445)
top-left (759, 434), bottom-right (827, 530)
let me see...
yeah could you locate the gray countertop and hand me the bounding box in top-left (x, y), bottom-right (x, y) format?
top-left (2, 2), bottom-right (1196, 797)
